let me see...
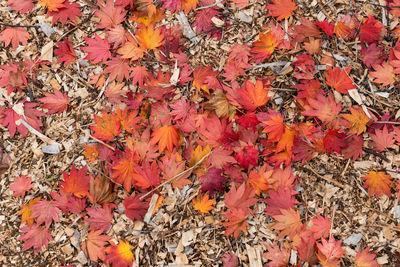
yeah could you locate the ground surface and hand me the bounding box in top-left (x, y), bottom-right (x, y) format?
top-left (1, 0), bottom-right (400, 266)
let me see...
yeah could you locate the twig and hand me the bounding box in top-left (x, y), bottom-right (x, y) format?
top-left (78, 124), bottom-right (115, 151)
top-left (303, 165), bottom-right (345, 189)
top-left (0, 23), bottom-right (39, 28)
top-left (196, 0), bottom-right (220, 10)
top-left (362, 147), bottom-right (389, 162)
top-left (139, 150), bottom-right (213, 200)
top-left (372, 121), bottom-right (400, 125)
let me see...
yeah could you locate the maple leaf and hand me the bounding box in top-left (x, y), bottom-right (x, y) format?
top-left (272, 208), bottom-right (303, 238)
top-left (359, 15), bottom-right (386, 44)
top-left (235, 145), bottom-right (259, 170)
top-left (117, 36), bottom-right (144, 60)
top-left (370, 126), bottom-right (395, 151)
top-left (60, 165), bottom-right (90, 198)
top-left (150, 125), bottom-right (179, 153)
top-left (316, 237), bottom-right (346, 267)
top-left (264, 188), bottom-right (298, 216)
top-left (361, 43), bottom-right (383, 68)
top-left (104, 57), bottom-right (131, 82)
top-left (248, 167), bottom-right (273, 195)
top-left (181, 0), bottom-right (199, 13)
top-left (7, 0), bottom-right (34, 14)
top-left (355, 247), bottom-right (380, 267)
top-left (38, 0), bottom-right (65, 11)
top-left (131, 66), bottom-right (149, 87)
top-left (237, 80), bottom-right (270, 111)
top-left (291, 18), bottom-right (321, 43)
top-left (136, 24), bottom-right (164, 50)
top-left (232, 0), bottom-right (249, 8)
top-left (193, 7), bottom-right (220, 34)
top-left (83, 144), bottom-right (99, 162)
top-left (251, 31), bottom-right (279, 62)
top-left (105, 239), bottom-right (134, 267)
top-left (363, 171), bottom-right (393, 198)
top-left (95, 0), bottom-right (127, 29)
top-left (206, 147), bottom-right (236, 168)
top-left (123, 192), bottom-right (149, 221)
top-left (86, 204), bottom-right (115, 232)
top-left (30, 200), bottom-right (61, 228)
top-left (310, 215), bottom-right (331, 239)
top-left (9, 175), bottom-right (33, 197)
top-left (221, 251), bottom-right (239, 267)
top-left (325, 66), bottom-right (355, 94)
top-left (2, 102), bottom-right (44, 137)
top-left (132, 160), bottom-right (162, 189)
top-left (342, 106), bottom-right (370, 135)
top-left (54, 39), bottom-right (76, 64)
top-left (19, 197), bottom-right (41, 225)
top-left (81, 34), bottom-right (111, 64)
top-left (370, 62), bottom-right (395, 86)
top-left (323, 129), bottom-right (347, 154)
top-left (266, 0), bottom-right (297, 21)
top-left (193, 193), bottom-right (214, 214)
top-left (192, 65), bottom-right (218, 94)
top-left (39, 90), bottom-right (70, 114)
top-left (0, 27), bottom-right (30, 50)
top-left (0, 62), bottom-right (28, 94)
top-left (18, 224), bottom-right (53, 253)
top-left (47, 1), bottom-right (81, 25)
top-left (199, 167), bottom-right (227, 196)
top-left (221, 208), bottom-right (249, 239)
top-left (161, 0), bottom-right (180, 12)
top-left (276, 125), bottom-right (296, 156)
top-left (316, 20), bottom-right (335, 36)
top-left (90, 111), bottom-right (121, 142)
top-left (88, 175), bottom-right (115, 205)
top-left (302, 93), bottom-right (342, 124)
top-left (81, 230), bottom-right (111, 262)
top-left (342, 135), bottom-right (364, 160)
top-left (264, 242), bottom-right (290, 267)
top-left (111, 149), bottom-right (139, 191)
top-left (189, 144), bottom-right (211, 167)
top-left (225, 182), bottom-right (257, 213)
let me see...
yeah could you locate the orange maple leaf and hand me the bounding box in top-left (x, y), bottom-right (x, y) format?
top-left (111, 149), bottom-right (139, 191)
top-left (248, 166), bottom-right (273, 195)
top-left (60, 165), bottom-right (90, 198)
top-left (266, 0), bottom-right (297, 21)
top-left (276, 125), bottom-right (296, 156)
top-left (221, 208), bottom-right (249, 239)
top-left (259, 110), bottom-right (285, 142)
top-left (38, 0), bottom-right (65, 11)
top-left (181, 0), bottom-right (199, 13)
top-left (238, 80), bottom-right (270, 111)
top-left (342, 106), bottom-right (370, 135)
top-left (18, 197), bottom-right (41, 226)
top-left (117, 35), bottom-right (144, 60)
top-left (90, 111), bottom-right (121, 142)
top-left (193, 66), bottom-right (217, 94)
top-left (363, 171), bottom-right (393, 198)
top-left (0, 27), bottom-right (30, 50)
top-left (251, 31), bottom-right (279, 61)
top-left (83, 145), bottom-right (99, 162)
top-left (272, 208), bottom-right (303, 238)
top-left (150, 125), bottom-right (179, 153)
top-left (105, 239), bottom-right (134, 267)
top-left (82, 230), bottom-right (111, 262)
top-left (325, 66), bottom-right (356, 94)
top-left (370, 61), bottom-right (395, 86)
top-left (136, 24), bottom-right (164, 50)
top-left (355, 247), bottom-right (379, 267)
top-left (193, 193), bottom-right (214, 214)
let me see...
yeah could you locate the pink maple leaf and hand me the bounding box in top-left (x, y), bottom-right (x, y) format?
top-left (9, 175), bottom-right (33, 197)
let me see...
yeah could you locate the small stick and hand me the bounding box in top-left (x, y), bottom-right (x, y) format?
top-left (303, 166), bottom-right (345, 189)
top-left (0, 23), bottom-right (39, 28)
top-left (362, 147), bottom-right (389, 162)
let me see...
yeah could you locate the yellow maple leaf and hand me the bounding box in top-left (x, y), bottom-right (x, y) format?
top-left (189, 145), bottom-right (211, 167)
top-left (150, 125), bottom-right (179, 153)
top-left (136, 24), bottom-right (164, 50)
top-left (38, 0), bottom-right (65, 11)
top-left (363, 171), bottom-right (393, 198)
top-left (18, 197), bottom-right (41, 225)
top-left (342, 106), bottom-right (370, 135)
top-left (193, 193), bottom-right (214, 214)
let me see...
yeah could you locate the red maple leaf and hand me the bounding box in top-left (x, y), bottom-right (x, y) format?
top-left (30, 200), bottom-right (61, 228)
top-left (221, 252), bottom-right (239, 267)
top-left (86, 204), bottom-right (115, 233)
top-left (325, 66), bottom-right (355, 94)
top-left (130, 66), bottom-right (149, 87)
top-left (355, 247), bottom-right (380, 267)
top-left (18, 224), bottom-right (53, 253)
top-left (316, 20), bottom-right (334, 36)
top-left (193, 8), bottom-right (220, 34)
top-left (0, 62), bottom-right (28, 94)
top-left (361, 43), bottom-right (383, 68)
top-left (81, 230), bottom-right (111, 262)
top-left (302, 93), bottom-right (342, 124)
top-left (81, 34), bottom-right (111, 64)
top-left (342, 135), bottom-right (364, 160)
top-left (54, 39), bottom-right (76, 64)
top-left (264, 242), bottom-right (290, 266)
top-left (266, 0), bottom-right (297, 21)
top-left (264, 188), bottom-right (298, 216)
top-left (221, 208), bottom-right (249, 239)
top-left (323, 129), bottom-right (347, 154)
top-left (359, 15), bottom-right (386, 44)
top-left (122, 192), bottom-right (149, 221)
top-left (225, 182), bottom-right (257, 213)
top-left (104, 57), bottom-right (131, 82)
top-left (0, 27), bottom-right (30, 50)
top-left (257, 110), bottom-right (285, 142)
top-left (60, 165), bottom-right (90, 198)
top-left (38, 90), bottom-right (70, 114)
top-left (9, 175), bottom-right (33, 197)
top-left (2, 102), bottom-right (44, 137)
top-left (7, 0), bottom-right (34, 14)
top-left (132, 160), bottom-right (162, 189)
top-left (237, 80), bottom-right (270, 111)
top-left (47, 0), bottom-right (81, 25)
top-left (111, 149), bottom-right (139, 191)
top-left (310, 215), bottom-right (331, 239)
top-left (95, 0), bottom-right (127, 29)
top-left (199, 167), bottom-right (227, 196)
top-left (235, 145), bottom-right (259, 170)
top-left (206, 147), bottom-right (236, 169)
top-left (370, 126), bottom-right (395, 151)
top-left (160, 0), bottom-right (180, 12)
top-left (316, 237), bottom-right (345, 267)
